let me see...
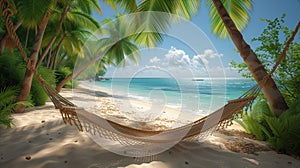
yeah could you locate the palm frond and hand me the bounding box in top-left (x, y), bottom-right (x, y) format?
top-left (206, 0), bottom-right (253, 39)
top-left (67, 10), bottom-right (100, 31)
top-left (16, 0), bottom-right (53, 28)
top-left (72, 0), bottom-right (102, 15)
top-left (264, 115), bottom-right (285, 137)
top-left (138, 0), bottom-right (199, 20)
top-left (0, 86), bottom-right (18, 108)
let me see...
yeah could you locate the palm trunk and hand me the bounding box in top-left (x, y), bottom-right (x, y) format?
top-left (212, 0), bottom-right (288, 116)
top-left (46, 48), bottom-right (52, 68)
top-left (52, 36), bottom-right (65, 71)
top-left (15, 12), bottom-right (52, 113)
top-left (37, 5), bottom-right (70, 68)
top-left (57, 52), bottom-right (67, 66)
top-left (24, 28), bottom-right (29, 48)
top-left (56, 54), bottom-right (105, 92)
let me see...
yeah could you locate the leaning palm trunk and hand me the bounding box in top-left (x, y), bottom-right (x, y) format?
top-left (212, 0), bottom-right (288, 116)
top-left (56, 53), bottom-right (105, 92)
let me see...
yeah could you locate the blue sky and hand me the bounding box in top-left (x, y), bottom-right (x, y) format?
top-left (91, 0), bottom-right (300, 78)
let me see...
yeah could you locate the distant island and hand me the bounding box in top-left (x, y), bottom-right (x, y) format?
top-left (95, 76), bottom-right (110, 81)
top-left (192, 78), bottom-right (204, 81)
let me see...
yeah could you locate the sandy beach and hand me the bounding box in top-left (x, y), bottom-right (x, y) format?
top-left (1, 85), bottom-right (299, 168)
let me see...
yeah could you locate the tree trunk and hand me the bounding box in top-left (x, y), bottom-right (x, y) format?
top-left (52, 36), bottom-right (65, 71)
top-left (15, 13), bottom-right (51, 113)
top-left (57, 52), bottom-right (67, 66)
top-left (56, 54), bottom-right (105, 92)
top-left (24, 28), bottom-right (29, 48)
top-left (0, 21), bottom-right (22, 55)
top-left (212, 0), bottom-right (288, 116)
top-left (46, 48), bottom-right (52, 68)
top-left (37, 5), bottom-right (70, 68)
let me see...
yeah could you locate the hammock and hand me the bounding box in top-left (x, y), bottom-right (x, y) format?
top-left (41, 78), bottom-right (260, 144)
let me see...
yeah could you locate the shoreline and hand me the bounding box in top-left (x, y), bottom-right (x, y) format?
top-left (81, 79), bottom-right (224, 116)
top-left (78, 83), bottom-right (204, 130)
top-left (0, 86), bottom-right (299, 167)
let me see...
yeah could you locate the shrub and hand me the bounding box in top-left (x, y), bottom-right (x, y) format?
top-left (0, 50), bottom-right (55, 106)
top-left (237, 99), bottom-right (300, 155)
top-left (31, 66), bottom-right (56, 106)
top-left (0, 86), bottom-right (31, 128)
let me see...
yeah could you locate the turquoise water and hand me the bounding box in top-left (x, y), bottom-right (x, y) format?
top-left (88, 78), bottom-right (255, 115)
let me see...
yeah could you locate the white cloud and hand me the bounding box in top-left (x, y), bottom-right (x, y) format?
top-left (122, 47), bottom-right (235, 78)
top-left (160, 47), bottom-right (223, 69)
top-left (164, 46), bottom-right (191, 67)
top-left (149, 56), bottom-right (161, 64)
top-left (192, 49), bottom-right (223, 66)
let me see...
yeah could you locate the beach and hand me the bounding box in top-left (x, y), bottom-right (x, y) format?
top-left (1, 86), bottom-right (300, 168)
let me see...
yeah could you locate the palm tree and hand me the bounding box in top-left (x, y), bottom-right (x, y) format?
top-left (55, 0), bottom-right (201, 91)
top-left (209, 0), bottom-right (288, 116)
top-left (13, 0), bottom-right (101, 112)
top-left (40, 8), bottom-right (100, 70)
top-left (56, 15), bottom-right (141, 91)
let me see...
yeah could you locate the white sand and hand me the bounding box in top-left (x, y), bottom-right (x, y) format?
top-left (0, 86), bottom-right (299, 168)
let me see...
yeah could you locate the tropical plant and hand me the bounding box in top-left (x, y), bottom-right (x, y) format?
top-left (0, 86), bottom-right (31, 128)
top-left (55, 15), bottom-right (142, 91)
top-left (0, 87), bottom-right (18, 128)
top-left (235, 100), bottom-right (273, 141)
top-left (236, 99), bottom-right (300, 155)
top-left (0, 50), bottom-right (55, 106)
top-left (0, 0), bottom-right (102, 112)
top-left (30, 66), bottom-right (56, 106)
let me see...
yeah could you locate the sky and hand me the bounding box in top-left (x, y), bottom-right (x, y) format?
top-left (90, 0), bottom-right (300, 78)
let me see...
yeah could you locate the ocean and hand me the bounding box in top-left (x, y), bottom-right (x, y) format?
top-left (85, 78), bottom-right (255, 116)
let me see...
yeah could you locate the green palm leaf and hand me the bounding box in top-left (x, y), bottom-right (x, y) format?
top-left (16, 0), bottom-right (53, 28)
top-left (67, 10), bottom-right (100, 31)
top-left (103, 0), bottom-right (138, 13)
top-left (134, 0), bottom-right (199, 47)
top-left (97, 16), bottom-right (140, 67)
top-left (0, 86), bottom-right (18, 107)
top-left (264, 115), bottom-right (285, 137)
top-left (72, 0), bottom-right (102, 14)
top-left (138, 0), bottom-right (199, 19)
top-left (206, 0), bottom-right (252, 39)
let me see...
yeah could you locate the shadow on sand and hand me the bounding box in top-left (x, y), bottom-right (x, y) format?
top-left (0, 117), bottom-right (278, 168)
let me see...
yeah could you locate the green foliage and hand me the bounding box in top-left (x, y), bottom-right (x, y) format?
top-left (55, 66), bottom-right (78, 88)
top-left (16, 0), bottom-right (53, 28)
top-left (206, 0), bottom-right (252, 39)
top-left (0, 51), bottom-right (55, 106)
top-left (0, 86), bottom-right (32, 128)
top-left (235, 100), bottom-right (273, 141)
top-left (237, 99), bottom-right (300, 155)
top-left (0, 87), bottom-right (17, 128)
top-left (0, 50), bottom-right (26, 88)
top-left (31, 66), bottom-right (56, 106)
top-left (230, 15), bottom-right (300, 105)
